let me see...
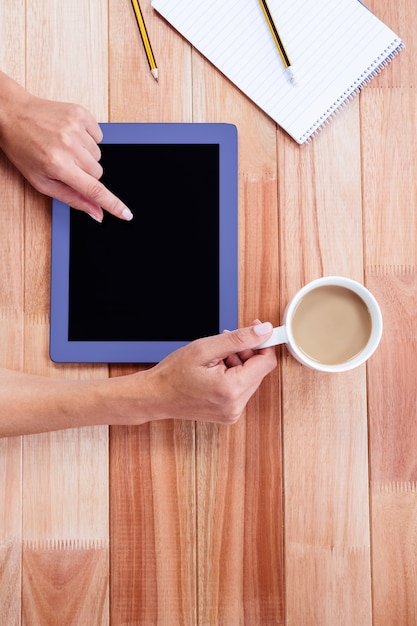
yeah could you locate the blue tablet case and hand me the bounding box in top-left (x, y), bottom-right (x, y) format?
top-left (50, 123), bottom-right (238, 363)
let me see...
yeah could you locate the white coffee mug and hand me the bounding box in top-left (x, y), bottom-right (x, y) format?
top-left (258, 276), bottom-right (383, 372)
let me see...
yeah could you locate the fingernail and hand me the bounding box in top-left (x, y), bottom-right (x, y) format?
top-left (122, 208), bottom-right (133, 221)
top-left (253, 321), bottom-right (273, 336)
top-left (88, 212), bottom-right (103, 223)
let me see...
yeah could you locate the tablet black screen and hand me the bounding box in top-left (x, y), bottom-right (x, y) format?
top-left (68, 143), bottom-right (220, 342)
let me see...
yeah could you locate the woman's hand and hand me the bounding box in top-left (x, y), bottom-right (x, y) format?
top-left (139, 321), bottom-right (277, 424)
top-left (0, 71), bottom-right (132, 222)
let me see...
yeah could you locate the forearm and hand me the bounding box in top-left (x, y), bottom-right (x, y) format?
top-left (0, 71), bottom-right (30, 148)
top-left (0, 324), bottom-right (277, 437)
top-left (0, 368), bottom-right (154, 438)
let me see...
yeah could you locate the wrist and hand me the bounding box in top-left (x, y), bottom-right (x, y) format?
top-left (98, 369), bottom-right (164, 427)
top-left (0, 71), bottom-right (32, 146)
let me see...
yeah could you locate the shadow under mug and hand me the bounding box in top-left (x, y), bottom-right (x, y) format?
top-left (257, 276), bottom-right (383, 372)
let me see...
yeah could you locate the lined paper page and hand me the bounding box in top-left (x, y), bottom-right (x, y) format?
top-left (151, 0), bottom-right (403, 143)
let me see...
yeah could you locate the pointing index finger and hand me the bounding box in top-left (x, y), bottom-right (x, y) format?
top-left (61, 164), bottom-right (133, 221)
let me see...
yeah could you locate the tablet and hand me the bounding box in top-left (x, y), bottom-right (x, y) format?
top-left (50, 123), bottom-right (238, 363)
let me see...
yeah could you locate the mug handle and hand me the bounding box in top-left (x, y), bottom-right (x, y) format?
top-left (257, 325), bottom-right (288, 349)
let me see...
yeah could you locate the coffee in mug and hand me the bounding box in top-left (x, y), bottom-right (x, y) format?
top-left (257, 276), bottom-right (382, 372)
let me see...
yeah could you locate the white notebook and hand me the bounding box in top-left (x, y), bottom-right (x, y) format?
top-left (151, 0), bottom-right (403, 144)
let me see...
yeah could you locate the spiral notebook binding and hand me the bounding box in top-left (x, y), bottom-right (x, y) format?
top-left (301, 39), bottom-right (404, 144)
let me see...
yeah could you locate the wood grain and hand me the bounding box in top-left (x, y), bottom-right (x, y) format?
top-left (22, 541), bottom-right (108, 626)
top-left (191, 52), bottom-right (283, 624)
top-left (279, 105), bottom-right (373, 624)
top-left (108, 2), bottom-right (197, 623)
top-left (110, 421), bottom-right (197, 624)
top-left (0, 0), bottom-right (414, 623)
top-left (0, 2), bottom-right (25, 623)
top-left (366, 269), bottom-right (417, 624)
top-left (361, 2), bottom-right (417, 621)
top-left (20, 0), bottom-right (110, 623)
top-left (109, 0), bottom-right (192, 123)
top-left (0, 436), bottom-right (21, 626)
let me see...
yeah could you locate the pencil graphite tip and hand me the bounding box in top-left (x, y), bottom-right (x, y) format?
top-left (151, 68), bottom-right (159, 82)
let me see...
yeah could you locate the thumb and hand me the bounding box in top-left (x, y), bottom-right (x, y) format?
top-left (213, 322), bottom-right (274, 360)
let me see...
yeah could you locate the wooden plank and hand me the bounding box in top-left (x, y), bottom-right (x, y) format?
top-left (109, 0), bottom-right (192, 122)
top-left (362, 94), bottom-right (417, 624)
top-left (0, 435), bottom-right (22, 626)
top-left (0, 2), bottom-right (26, 624)
top-left (366, 268), bottom-right (417, 624)
top-left (109, 424), bottom-right (159, 624)
top-left (22, 428), bottom-right (109, 625)
top-left (108, 1), bottom-right (197, 623)
top-left (191, 53), bottom-right (283, 624)
top-left (110, 420), bottom-right (197, 624)
top-left (279, 107), bottom-right (372, 624)
top-left (365, 0), bottom-right (413, 88)
top-left (22, 541), bottom-right (108, 625)
top-left (21, 0), bottom-right (110, 623)
top-left (361, 89), bottom-right (417, 267)
top-left (361, 1), bottom-right (417, 617)
top-left (0, 0), bottom-right (412, 622)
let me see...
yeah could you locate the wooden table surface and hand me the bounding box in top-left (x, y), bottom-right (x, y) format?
top-left (0, 0), bottom-right (415, 624)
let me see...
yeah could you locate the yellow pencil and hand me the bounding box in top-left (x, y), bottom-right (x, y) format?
top-left (258, 0), bottom-right (296, 84)
top-left (130, 0), bottom-right (159, 82)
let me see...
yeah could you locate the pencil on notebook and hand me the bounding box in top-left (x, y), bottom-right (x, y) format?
top-left (258, 0), bottom-right (296, 84)
top-left (130, 0), bottom-right (159, 81)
